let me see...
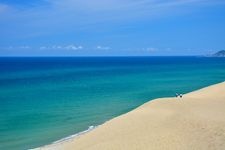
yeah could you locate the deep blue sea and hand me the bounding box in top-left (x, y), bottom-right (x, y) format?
top-left (0, 57), bottom-right (225, 150)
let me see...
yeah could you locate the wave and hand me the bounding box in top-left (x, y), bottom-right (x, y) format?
top-left (30, 125), bottom-right (100, 150)
top-left (53, 125), bottom-right (98, 144)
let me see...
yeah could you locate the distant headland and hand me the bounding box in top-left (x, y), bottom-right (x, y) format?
top-left (212, 50), bottom-right (225, 57)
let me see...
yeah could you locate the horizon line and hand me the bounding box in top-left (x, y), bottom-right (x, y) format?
top-left (0, 54), bottom-right (209, 57)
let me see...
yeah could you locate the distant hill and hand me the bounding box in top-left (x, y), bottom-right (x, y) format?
top-left (212, 50), bottom-right (225, 57)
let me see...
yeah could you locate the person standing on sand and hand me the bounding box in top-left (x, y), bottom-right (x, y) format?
top-left (175, 93), bottom-right (183, 98)
top-left (180, 94), bottom-right (183, 98)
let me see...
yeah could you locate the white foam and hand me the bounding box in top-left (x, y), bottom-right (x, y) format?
top-left (30, 125), bottom-right (99, 150)
top-left (53, 125), bottom-right (97, 144)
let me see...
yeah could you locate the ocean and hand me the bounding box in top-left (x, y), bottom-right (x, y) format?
top-left (0, 56), bottom-right (225, 150)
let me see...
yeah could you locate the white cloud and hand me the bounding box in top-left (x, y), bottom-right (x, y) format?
top-left (0, 4), bottom-right (10, 14)
top-left (19, 46), bottom-right (30, 49)
top-left (39, 44), bottom-right (83, 50)
top-left (96, 46), bottom-right (111, 50)
top-left (1, 0), bottom-right (224, 39)
top-left (2, 45), bottom-right (31, 50)
top-left (49, 0), bottom-right (220, 13)
top-left (40, 46), bottom-right (47, 50)
top-left (143, 47), bottom-right (158, 52)
top-left (65, 45), bottom-right (83, 50)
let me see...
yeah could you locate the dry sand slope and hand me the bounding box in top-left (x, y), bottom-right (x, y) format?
top-left (41, 82), bottom-right (225, 150)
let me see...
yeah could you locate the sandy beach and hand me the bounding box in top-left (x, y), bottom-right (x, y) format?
top-left (40, 82), bottom-right (225, 150)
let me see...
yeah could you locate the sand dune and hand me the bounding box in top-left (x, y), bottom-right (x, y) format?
top-left (41, 82), bottom-right (225, 150)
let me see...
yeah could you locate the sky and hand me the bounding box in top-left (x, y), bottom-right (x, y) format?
top-left (0, 0), bottom-right (225, 56)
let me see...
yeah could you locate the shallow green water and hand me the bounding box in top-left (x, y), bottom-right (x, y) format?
top-left (0, 57), bottom-right (225, 150)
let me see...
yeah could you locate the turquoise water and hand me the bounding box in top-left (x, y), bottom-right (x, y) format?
top-left (0, 57), bottom-right (225, 150)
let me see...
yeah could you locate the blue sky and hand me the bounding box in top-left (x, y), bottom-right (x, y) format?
top-left (0, 0), bottom-right (225, 56)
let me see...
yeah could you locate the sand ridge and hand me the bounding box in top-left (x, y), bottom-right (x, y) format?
top-left (40, 82), bottom-right (225, 150)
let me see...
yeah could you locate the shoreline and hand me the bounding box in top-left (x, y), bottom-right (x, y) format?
top-left (31, 125), bottom-right (99, 150)
top-left (37, 81), bottom-right (225, 150)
